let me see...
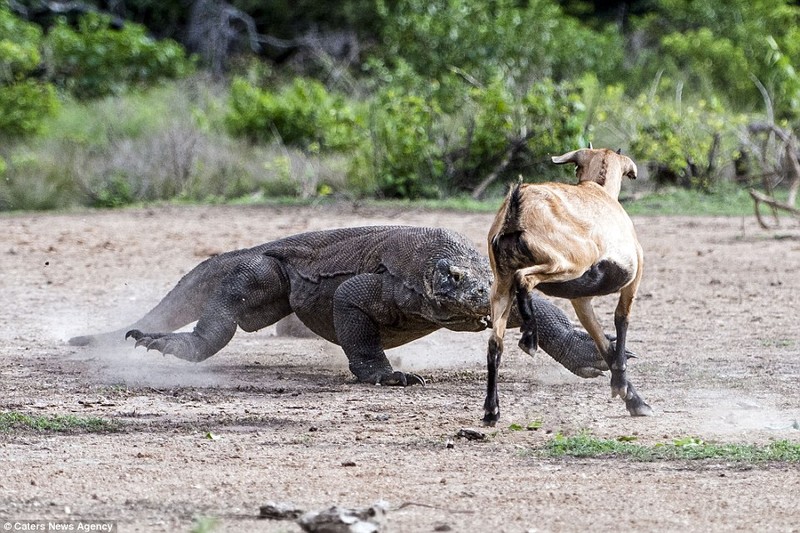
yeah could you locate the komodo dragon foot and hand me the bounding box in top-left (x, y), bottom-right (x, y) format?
top-left (125, 329), bottom-right (214, 362)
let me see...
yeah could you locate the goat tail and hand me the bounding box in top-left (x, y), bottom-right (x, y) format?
top-left (493, 178), bottom-right (525, 240)
top-left (490, 178), bottom-right (533, 268)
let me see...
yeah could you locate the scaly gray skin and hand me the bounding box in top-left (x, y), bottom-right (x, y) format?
top-left (69, 226), bottom-right (610, 385)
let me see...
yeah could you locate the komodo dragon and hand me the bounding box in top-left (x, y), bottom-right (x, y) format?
top-left (69, 226), bottom-right (611, 385)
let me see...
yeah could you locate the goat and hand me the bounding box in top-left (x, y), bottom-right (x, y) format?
top-left (482, 147), bottom-right (653, 425)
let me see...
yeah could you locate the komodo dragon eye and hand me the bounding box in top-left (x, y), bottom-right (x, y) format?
top-left (449, 266), bottom-right (466, 283)
top-left (435, 259), bottom-right (465, 286)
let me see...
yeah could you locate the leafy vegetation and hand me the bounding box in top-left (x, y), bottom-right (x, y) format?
top-left (0, 3), bottom-right (59, 136)
top-left (541, 432), bottom-right (800, 462)
top-left (0, 411), bottom-right (118, 433)
top-left (46, 11), bottom-right (192, 99)
top-left (2, 0), bottom-right (800, 209)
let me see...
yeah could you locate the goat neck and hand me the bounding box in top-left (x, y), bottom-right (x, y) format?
top-left (552, 148), bottom-right (637, 201)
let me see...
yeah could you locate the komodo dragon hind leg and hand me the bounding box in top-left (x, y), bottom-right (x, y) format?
top-left (126, 255), bottom-right (292, 362)
top-left (333, 274), bottom-right (425, 387)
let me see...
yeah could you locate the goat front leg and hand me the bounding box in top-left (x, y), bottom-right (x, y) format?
top-left (483, 285), bottom-right (514, 426)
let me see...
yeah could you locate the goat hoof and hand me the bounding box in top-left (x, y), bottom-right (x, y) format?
top-left (626, 398), bottom-right (654, 417)
top-left (611, 383), bottom-right (629, 400)
top-left (482, 408), bottom-right (499, 427)
top-left (517, 330), bottom-right (539, 355)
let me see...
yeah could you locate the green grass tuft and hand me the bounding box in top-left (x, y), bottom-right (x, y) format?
top-left (0, 411), bottom-right (119, 433)
top-left (542, 432), bottom-right (800, 462)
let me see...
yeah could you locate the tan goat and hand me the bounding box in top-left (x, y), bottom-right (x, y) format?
top-left (482, 147), bottom-right (653, 425)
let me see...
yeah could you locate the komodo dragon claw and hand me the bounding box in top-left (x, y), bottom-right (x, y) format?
top-left (379, 371), bottom-right (426, 387)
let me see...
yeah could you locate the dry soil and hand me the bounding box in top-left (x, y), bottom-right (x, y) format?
top-left (1, 204), bottom-right (799, 532)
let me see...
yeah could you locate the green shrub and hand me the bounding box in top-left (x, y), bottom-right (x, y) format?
top-left (0, 79), bottom-right (59, 137)
top-left (351, 90), bottom-right (443, 199)
top-left (45, 12), bottom-right (192, 99)
top-left (441, 77), bottom-right (587, 194)
top-left (0, 4), bottom-right (59, 136)
top-left (375, 0), bottom-right (623, 104)
top-left (629, 0), bottom-right (800, 119)
top-left (627, 95), bottom-right (746, 191)
top-left (225, 77), bottom-right (363, 151)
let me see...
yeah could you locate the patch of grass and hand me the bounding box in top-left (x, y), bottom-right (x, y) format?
top-left (190, 516), bottom-right (218, 533)
top-left (225, 186), bottom-right (774, 217)
top-left (760, 338), bottom-right (797, 349)
top-left (541, 433), bottom-right (800, 462)
top-left (0, 411), bottom-right (119, 433)
top-left (623, 184), bottom-right (789, 217)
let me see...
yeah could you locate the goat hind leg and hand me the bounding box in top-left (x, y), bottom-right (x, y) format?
top-left (516, 287), bottom-right (540, 355)
top-left (483, 285), bottom-right (514, 426)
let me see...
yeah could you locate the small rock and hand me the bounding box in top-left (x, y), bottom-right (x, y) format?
top-left (297, 501), bottom-right (389, 533)
top-left (456, 428), bottom-right (486, 441)
top-left (445, 439), bottom-right (455, 449)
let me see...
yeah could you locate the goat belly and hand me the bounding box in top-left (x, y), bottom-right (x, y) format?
top-left (537, 259), bottom-right (633, 299)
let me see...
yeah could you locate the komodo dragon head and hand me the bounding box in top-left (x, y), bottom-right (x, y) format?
top-left (422, 249), bottom-right (493, 332)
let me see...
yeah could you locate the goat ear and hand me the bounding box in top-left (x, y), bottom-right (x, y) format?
top-left (626, 163), bottom-right (638, 180)
top-left (616, 148), bottom-right (622, 155)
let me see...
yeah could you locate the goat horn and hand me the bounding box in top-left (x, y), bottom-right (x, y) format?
top-left (551, 149), bottom-right (587, 166)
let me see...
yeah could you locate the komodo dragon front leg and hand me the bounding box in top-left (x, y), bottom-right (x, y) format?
top-left (126, 255), bottom-right (292, 361)
top-left (333, 273), bottom-right (426, 386)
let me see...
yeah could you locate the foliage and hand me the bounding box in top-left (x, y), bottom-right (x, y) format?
top-left (0, 79), bottom-right (59, 137)
top-left (2, 81), bottom-right (345, 211)
top-left (629, 0), bottom-right (800, 119)
top-left (225, 77), bottom-right (363, 151)
top-left (4, 0), bottom-right (800, 206)
top-left (443, 76), bottom-right (588, 193)
top-left (594, 84), bottom-right (748, 191)
top-left (374, 0), bottom-right (623, 102)
top-left (0, 4), bottom-right (59, 136)
top-left (45, 11), bottom-right (193, 99)
top-left (351, 90), bottom-right (442, 199)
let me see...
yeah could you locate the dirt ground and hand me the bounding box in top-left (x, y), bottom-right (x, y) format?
top-left (1, 204), bottom-right (799, 532)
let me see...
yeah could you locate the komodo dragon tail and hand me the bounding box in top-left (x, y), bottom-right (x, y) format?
top-left (68, 251), bottom-right (243, 347)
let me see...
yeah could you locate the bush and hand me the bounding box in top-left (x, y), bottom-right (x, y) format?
top-left (0, 79), bottom-right (59, 137)
top-left (0, 4), bottom-right (59, 136)
top-left (350, 90), bottom-right (443, 199)
top-left (375, 0), bottom-right (623, 104)
top-left (628, 0), bottom-right (800, 120)
top-left (225, 77), bottom-right (363, 151)
top-left (45, 12), bottom-right (193, 99)
top-left (439, 77), bottom-right (587, 195)
top-left (594, 85), bottom-right (747, 191)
